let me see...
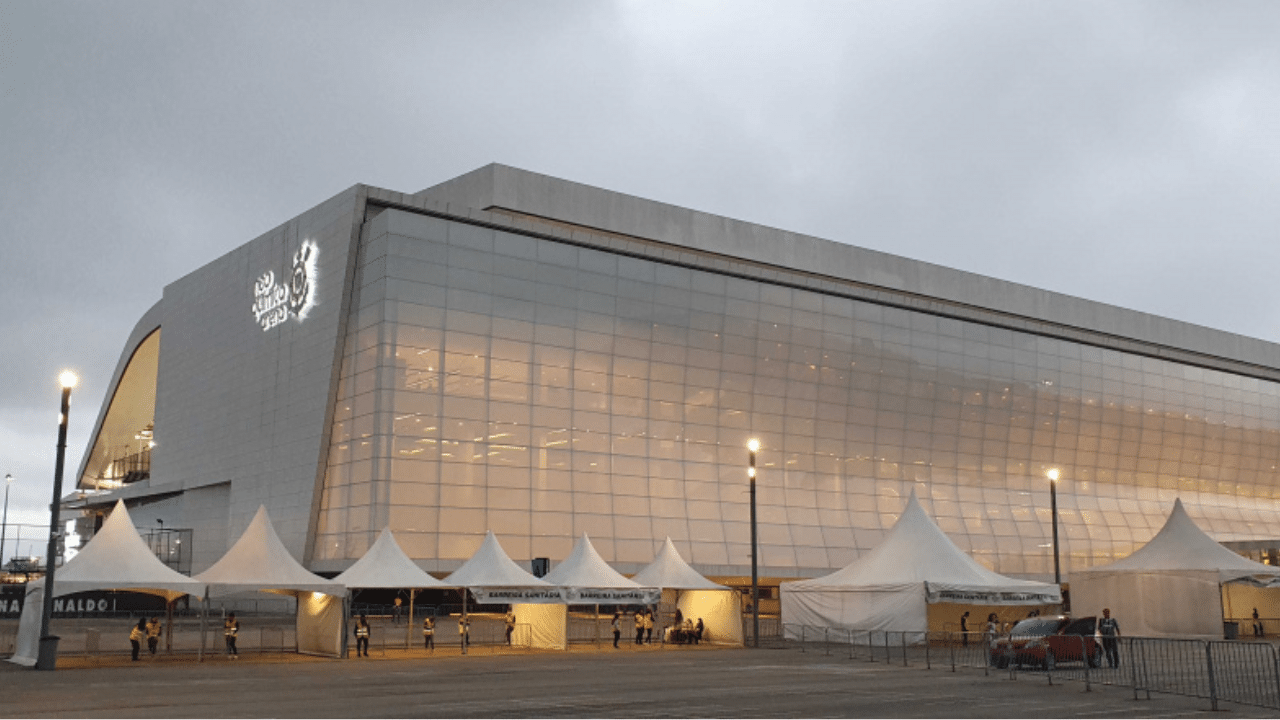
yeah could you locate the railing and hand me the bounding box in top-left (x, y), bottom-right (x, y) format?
top-left (774, 623), bottom-right (1280, 711)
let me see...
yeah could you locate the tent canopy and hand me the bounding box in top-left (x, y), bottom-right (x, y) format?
top-left (631, 537), bottom-right (728, 591)
top-left (782, 492), bottom-right (1060, 637)
top-left (29, 500), bottom-right (204, 601)
top-left (785, 492), bottom-right (1061, 602)
top-left (194, 506), bottom-right (344, 597)
top-left (543, 533), bottom-right (640, 588)
top-left (1074, 498), bottom-right (1280, 585)
top-left (442, 531), bottom-right (551, 588)
top-left (334, 527), bottom-right (448, 589)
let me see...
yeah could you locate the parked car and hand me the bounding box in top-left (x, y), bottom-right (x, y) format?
top-left (990, 615), bottom-right (1100, 670)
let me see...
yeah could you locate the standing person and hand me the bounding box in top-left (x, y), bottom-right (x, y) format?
top-left (634, 610), bottom-right (644, 645)
top-left (644, 609), bottom-right (654, 644)
top-left (984, 613), bottom-right (1000, 665)
top-left (1254, 608), bottom-right (1263, 638)
top-left (423, 616), bottom-right (435, 651)
top-left (146, 617), bottom-right (161, 656)
top-left (505, 609), bottom-right (516, 645)
top-left (129, 618), bottom-right (146, 662)
top-left (960, 611), bottom-right (970, 647)
top-left (611, 610), bottom-right (622, 648)
top-left (1098, 608), bottom-right (1121, 668)
top-left (459, 614), bottom-right (470, 648)
top-left (392, 596), bottom-right (403, 624)
top-left (354, 614), bottom-right (370, 657)
top-left (224, 613), bottom-right (239, 659)
top-left (694, 618), bottom-right (704, 645)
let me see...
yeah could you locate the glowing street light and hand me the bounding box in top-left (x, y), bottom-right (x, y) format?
top-left (36, 370), bottom-right (77, 671)
top-left (747, 438), bottom-right (760, 648)
top-left (1047, 468), bottom-right (1061, 587)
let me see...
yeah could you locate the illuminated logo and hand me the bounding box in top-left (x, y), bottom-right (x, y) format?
top-left (252, 240), bottom-right (318, 331)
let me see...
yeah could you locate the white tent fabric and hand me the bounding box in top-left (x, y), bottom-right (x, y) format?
top-left (1071, 499), bottom-right (1280, 639)
top-left (677, 590), bottom-right (745, 646)
top-left (781, 492), bottom-right (1061, 639)
top-left (545, 533), bottom-right (660, 605)
top-left (444, 531), bottom-right (556, 604)
top-left (39, 500), bottom-right (205, 601)
top-left (632, 538), bottom-right (741, 647)
top-left (511, 603), bottom-right (567, 650)
top-left (631, 537), bottom-right (729, 591)
top-left (194, 506), bottom-right (345, 597)
top-left (194, 506), bottom-right (345, 656)
top-left (333, 527), bottom-right (448, 589)
top-left (8, 501), bottom-right (204, 667)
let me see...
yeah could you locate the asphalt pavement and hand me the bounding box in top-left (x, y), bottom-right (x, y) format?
top-left (1, 643), bottom-right (1272, 718)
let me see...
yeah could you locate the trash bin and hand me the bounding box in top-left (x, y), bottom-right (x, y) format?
top-left (1224, 621), bottom-right (1239, 640)
top-left (35, 635), bottom-right (60, 671)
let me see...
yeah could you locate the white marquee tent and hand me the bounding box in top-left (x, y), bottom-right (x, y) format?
top-left (631, 537), bottom-right (742, 646)
top-left (535, 533), bottom-right (660, 649)
top-left (1071, 498), bottom-right (1280, 639)
top-left (194, 506), bottom-right (346, 657)
top-left (781, 492), bottom-right (1061, 642)
top-left (8, 500), bottom-right (206, 667)
top-left (443, 532), bottom-right (558, 649)
top-left (334, 527), bottom-right (450, 656)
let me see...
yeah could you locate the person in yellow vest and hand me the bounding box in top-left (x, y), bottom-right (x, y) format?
top-left (634, 610), bottom-right (644, 645)
top-left (423, 616), bottom-right (435, 651)
top-left (129, 618), bottom-right (146, 661)
top-left (224, 613), bottom-right (239, 658)
top-left (354, 614), bottom-right (370, 657)
top-left (459, 614), bottom-right (470, 647)
top-left (146, 617), bottom-right (162, 656)
top-left (644, 609), bottom-right (654, 644)
top-left (505, 610), bottom-right (516, 645)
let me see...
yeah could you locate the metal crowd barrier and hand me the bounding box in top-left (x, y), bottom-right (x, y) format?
top-left (774, 623), bottom-right (1280, 711)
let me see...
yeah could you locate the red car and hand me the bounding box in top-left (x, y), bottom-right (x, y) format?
top-left (991, 615), bottom-right (1100, 670)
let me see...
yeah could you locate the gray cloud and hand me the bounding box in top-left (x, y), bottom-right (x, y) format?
top-left (3, 0), bottom-right (1278, 530)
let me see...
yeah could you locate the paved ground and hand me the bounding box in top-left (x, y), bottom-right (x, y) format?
top-left (2, 643), bottom-right (1273, 718)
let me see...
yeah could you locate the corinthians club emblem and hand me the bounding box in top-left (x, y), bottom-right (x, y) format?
top-left (252, 240), bottom-right (318, 331)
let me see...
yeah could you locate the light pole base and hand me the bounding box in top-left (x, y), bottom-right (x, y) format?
top-left (35, 635), bottom-right (60, 671)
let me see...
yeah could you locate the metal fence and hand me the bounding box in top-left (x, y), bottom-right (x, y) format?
top-left (773, 623), bottom-right (1280, 711)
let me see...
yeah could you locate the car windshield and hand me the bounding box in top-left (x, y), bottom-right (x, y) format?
top-left (1008, 617), bottom-right (1063, 637)
top-left (1063, 617), bottom-right (1096, 636)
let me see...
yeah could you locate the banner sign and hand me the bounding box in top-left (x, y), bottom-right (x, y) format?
top-left (471, 587), bottom-right (565, 604)
top-left (562, 587), bottom-right (662, 605)
top-left (926, 588), bottom-right (1061, 605)
top-left (470, 586), bottom-right (663, 605)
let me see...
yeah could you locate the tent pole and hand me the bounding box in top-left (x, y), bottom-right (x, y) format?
top-left (342, 593), bottom-right (350, 659)
top-left (165, 599), bottom-right (174, 653)
top-left (461, 588), bottom-right (468, 656)
top-left (408, 589), bottom-right (415, 648)
top-left (595, 603), bottom-right (600, 648)
top-left (198, 596), bottom-right (207, 663)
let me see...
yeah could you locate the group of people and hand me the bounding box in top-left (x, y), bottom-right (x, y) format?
top-left (608, 608), bottom-right (703, 648)
top-left (127, 617), bottom-right (164, 661)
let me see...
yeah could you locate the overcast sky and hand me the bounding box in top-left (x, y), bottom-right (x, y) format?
top-left (2, 1), bottom-right (1278, 556)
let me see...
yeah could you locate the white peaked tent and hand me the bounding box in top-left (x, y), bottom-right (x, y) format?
top-left (194, 506), bottom-right (346, 656)
top-left (8, 500), bottom-right (205, 667)
top-left (631, 537), bottom-right (742, 646)
top-left (335, 527), bottom-right (448, 589)
top-left (443, 532), bottom-right (560, 649)
top-left (534, 534), bottom-right (661, 650)
top-left (781, 492), bottom-right (1061, 641)
top-left (1071, 499), bottom-right (1280, 639)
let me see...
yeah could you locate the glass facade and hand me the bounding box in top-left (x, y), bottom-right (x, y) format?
top-left (314, 209), bottom-right (1280, 580)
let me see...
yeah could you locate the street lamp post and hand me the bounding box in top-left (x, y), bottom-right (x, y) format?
top-left (1047, 468), bottom-right (1061, 587)
top-left (1, 474), bottom-right (12, 571)
top-left (36, 370), bottom-right (77, 671)
top-left (747, 438), bottom-right (760, 648)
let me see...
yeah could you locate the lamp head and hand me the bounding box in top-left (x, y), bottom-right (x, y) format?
top-left (59, 371), bottom-right (78, 389)
top-left (1047, 468), bottom-right (1060, 483)
top-left (747, 438), bottom-right (760, 453)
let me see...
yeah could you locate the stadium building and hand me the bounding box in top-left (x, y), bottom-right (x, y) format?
top-left (70, 164), bottom-right (1280, 593)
